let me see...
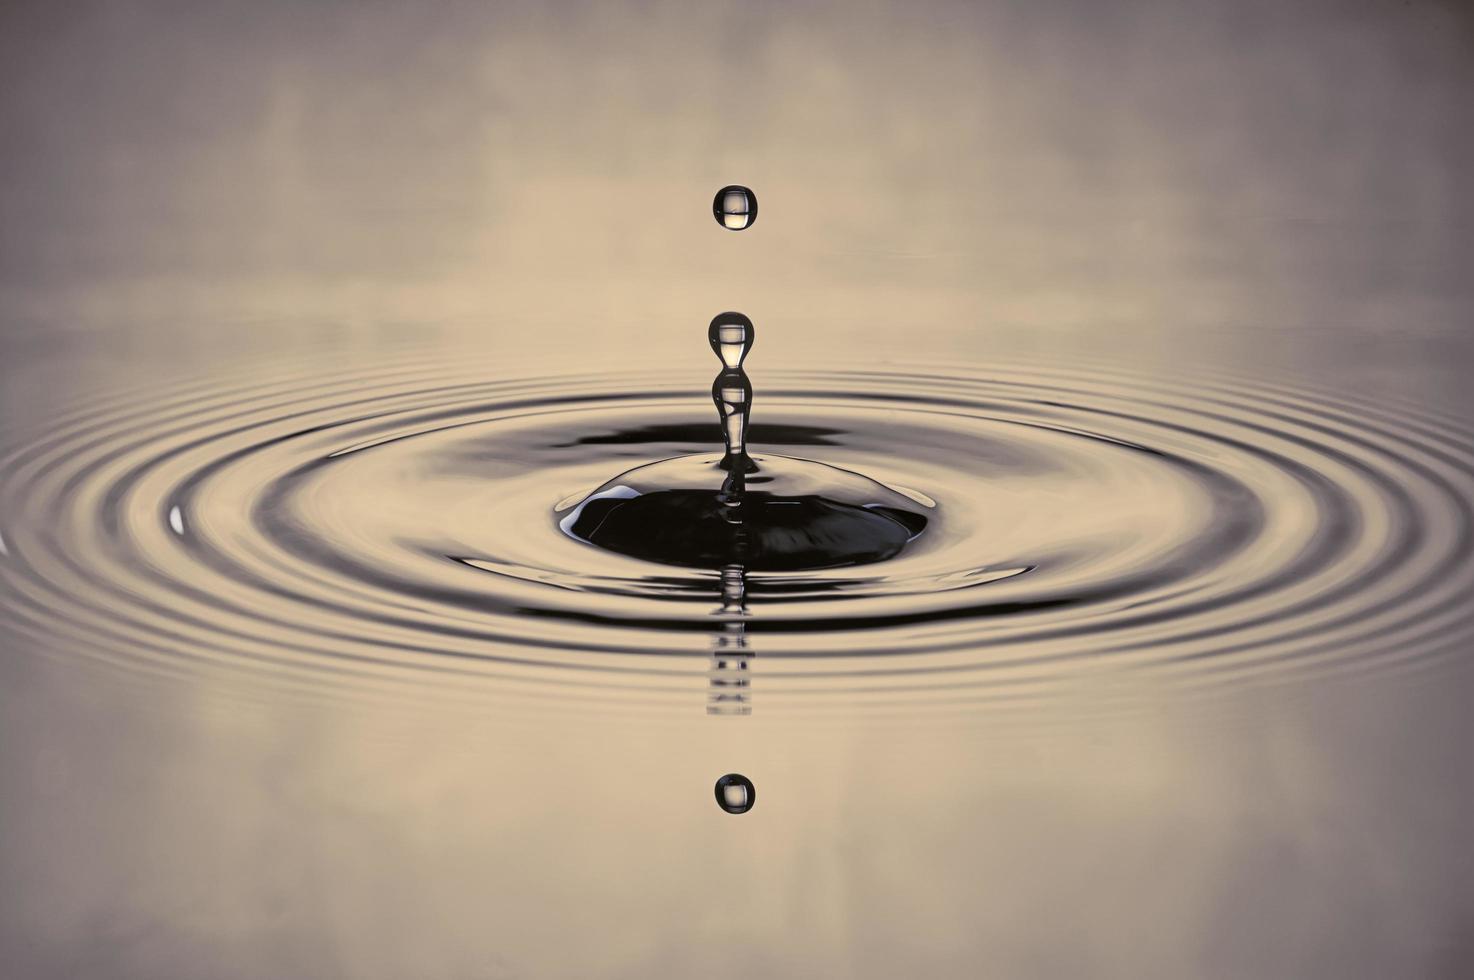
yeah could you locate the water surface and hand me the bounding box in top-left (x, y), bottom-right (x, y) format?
top-left (3, 1), bottom-right (1473, 977)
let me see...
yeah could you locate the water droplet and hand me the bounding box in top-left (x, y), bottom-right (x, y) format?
top-left (714, 773), bottom-right (755, 814)
top-left (708, 312), bottom-right (755, 370)
top-left (713, 185), bottom-right (757, 231)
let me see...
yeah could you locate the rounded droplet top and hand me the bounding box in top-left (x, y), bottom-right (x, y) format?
top-left (713, 185), bottom-right (757, 231)
top-left (708, 312), bottom-right (755, 370)
top-left (714, 773), bottom-right (755, 814)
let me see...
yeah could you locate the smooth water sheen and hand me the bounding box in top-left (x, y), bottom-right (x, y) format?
top-left (3, 354), bottom-right (1468, 711)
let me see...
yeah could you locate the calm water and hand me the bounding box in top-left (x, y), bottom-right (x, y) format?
top-left (3, 1), bottom-right (1474, 977)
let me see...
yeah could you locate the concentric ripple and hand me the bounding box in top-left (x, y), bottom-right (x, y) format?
top-left (2, 353), bottom-right (1471, 713)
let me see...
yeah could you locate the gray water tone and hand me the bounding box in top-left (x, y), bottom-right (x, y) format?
top-left (3, 1), bottom-right (1474, 978)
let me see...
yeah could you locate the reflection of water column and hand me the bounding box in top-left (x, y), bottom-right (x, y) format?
top-left (708, 563), bottom-right (751, 715)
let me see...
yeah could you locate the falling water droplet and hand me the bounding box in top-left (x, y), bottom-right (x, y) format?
top-left (712, 185), bottom-right (757, 231)
top-left (714, 773), bottom-right (755, 814)
top-left (708, 312), bottom-right (755, 370)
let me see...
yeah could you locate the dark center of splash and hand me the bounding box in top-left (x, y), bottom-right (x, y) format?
top-left (558, 455), bottom-right (928, 571)
top-left (556, 311), bottom-right (932, 572)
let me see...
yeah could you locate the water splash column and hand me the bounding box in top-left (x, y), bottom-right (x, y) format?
top-left (709, 312), bottom-right (757, 478)
top-left (706, 311), bottom-right (757, 714)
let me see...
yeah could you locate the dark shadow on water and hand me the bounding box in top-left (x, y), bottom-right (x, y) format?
top-left (555, 422), bottom-right (847, 449)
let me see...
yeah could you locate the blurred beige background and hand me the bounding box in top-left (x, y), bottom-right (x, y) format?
top-left (2, 0), bottom-right (1470, 380)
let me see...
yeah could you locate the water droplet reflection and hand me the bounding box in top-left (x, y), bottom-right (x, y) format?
top-left (713, 185), bottom-right (757, 231)
top-left (708, 563), bottom-right (751, 715)
top-left (714, 773), bottom-right (755, 814)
